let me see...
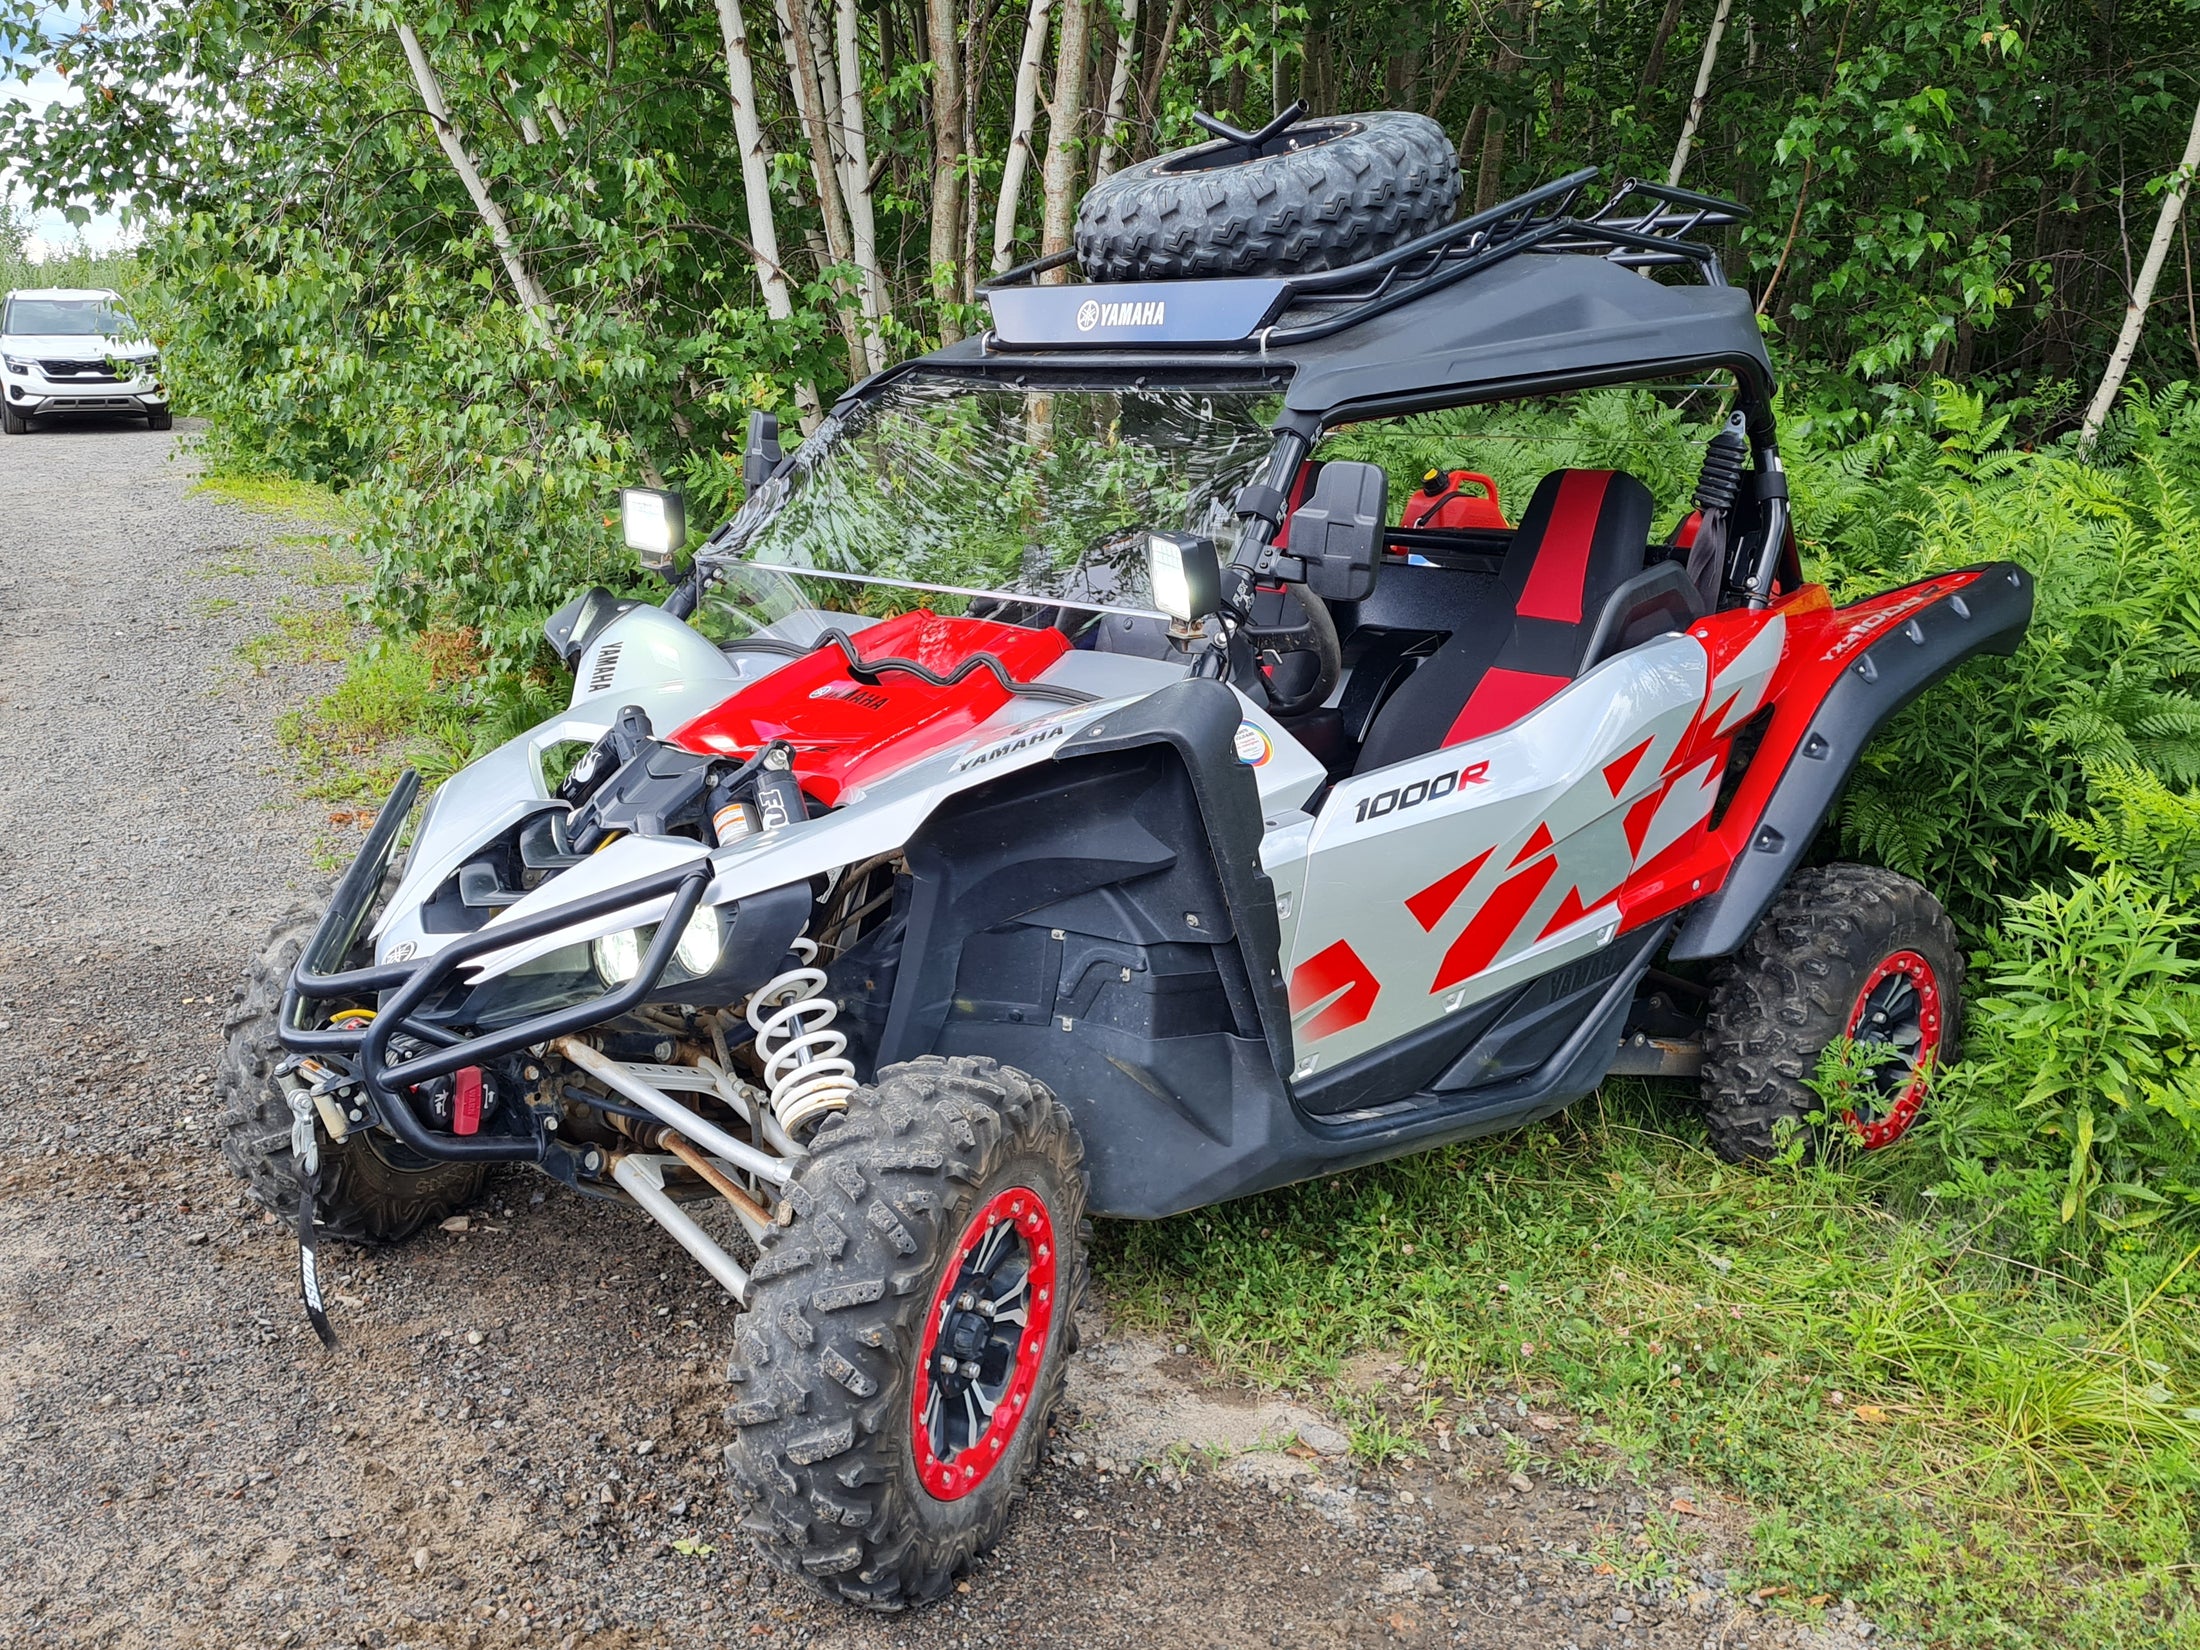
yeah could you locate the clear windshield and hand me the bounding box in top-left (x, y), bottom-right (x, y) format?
top-left (3, 297), bottom-right (134, 337)
top-left (691, 375), bottom-right (1282, 637)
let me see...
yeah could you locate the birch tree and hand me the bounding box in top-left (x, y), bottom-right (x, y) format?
top-left (991, 0), bottom-right (1055, 273)
top-left (394, 23), bottom-right (554, 331)
top-left (1091, 0), bottom-right (1137, 183)
top-left (835, 0), bottom-right (889, 368)
top-left (1037, 0), bottom-right (1092, 278)
top-left (712, 0), bottom-right (819, 420)
top-left (2080, 96), bottom-right (2200, 451)
top-left (772, 0), bottom-right (865, 375)
top-left (926, 0), bottom-right (965, 333)
top-left (1667, 0), bottom-right (1735, 186)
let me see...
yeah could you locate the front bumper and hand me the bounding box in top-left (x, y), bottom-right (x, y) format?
top-left (4, 370), bottom-right (166, 415)
top-left (280, 769), bottom-right (713, 1165)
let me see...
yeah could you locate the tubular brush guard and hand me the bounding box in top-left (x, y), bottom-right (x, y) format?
top-left (277, 768), bottom-right (713, 1166)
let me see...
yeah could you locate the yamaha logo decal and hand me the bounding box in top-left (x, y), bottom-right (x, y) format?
top-left (1076, 298), bottom-right (1167, 332)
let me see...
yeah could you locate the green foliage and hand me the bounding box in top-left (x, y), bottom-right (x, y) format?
top-left (1324, 384), bottom-right (1718, 526)
top-left (1798, 386), bottom-right (2200, 926)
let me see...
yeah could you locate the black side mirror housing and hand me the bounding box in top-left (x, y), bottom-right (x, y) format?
top-left (1288, 459), bottom-right (1387, 603)
top-left (744, 409), bottom-right (783, 495)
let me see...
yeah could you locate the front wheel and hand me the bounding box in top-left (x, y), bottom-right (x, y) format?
top-left (215, 910), bottom-right (489, 1242)
top-left (1700, 863), bottom-right (1963, 1160)
top-left (1, 403), bottom-right (28, 435)
top-left (725, 1056), bottom-right (1088, 1609)
top-left (147, 405), bottom-right (174, 431)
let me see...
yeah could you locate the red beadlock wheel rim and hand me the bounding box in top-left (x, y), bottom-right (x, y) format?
top-left (910, 1186), bottom-right (1058, 1502)
top-left (1842, 949), bottom-right (1944, 1148)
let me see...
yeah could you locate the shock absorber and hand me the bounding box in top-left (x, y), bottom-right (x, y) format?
top-left (746, 937), bottom-right (856, 1135)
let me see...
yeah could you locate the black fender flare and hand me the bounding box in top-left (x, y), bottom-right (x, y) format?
top-left (1669, 562), bottom-right (2034, 961)
top-left (876, 678), bottom-right (1293, 1083)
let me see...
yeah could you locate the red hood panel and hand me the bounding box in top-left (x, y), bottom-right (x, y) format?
top-left (667, 610), bottom-right (1070, 805)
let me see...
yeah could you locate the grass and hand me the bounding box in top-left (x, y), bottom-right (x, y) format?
top-left (238, 603), bottom-right (354, 671)
top-left (191, 469), bottom-right (355, 525)
top-left (1102, 1085), bottom-right (2200, 1647)
top-left (277, 629), bottom-right (566, 804)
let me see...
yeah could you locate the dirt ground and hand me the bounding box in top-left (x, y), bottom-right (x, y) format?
top-left (0, 421), bottom-right (1887, 1650)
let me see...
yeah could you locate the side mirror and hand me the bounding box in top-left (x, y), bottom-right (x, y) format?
top-left (620, 486), bottom-right (686, 572)
top-left (1288, 459), bottom-right (1387, 603)
top-left (743, 409), bottom-right (783, 495)
top-left (1145, 530), bottom-right (1221, 630)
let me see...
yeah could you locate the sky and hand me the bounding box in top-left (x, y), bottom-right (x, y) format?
top-left (3, 6), bottom-right (133, 261)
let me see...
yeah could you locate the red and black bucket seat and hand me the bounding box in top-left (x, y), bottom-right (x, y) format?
top-left (1353, 468), bottom-right (1656, 771)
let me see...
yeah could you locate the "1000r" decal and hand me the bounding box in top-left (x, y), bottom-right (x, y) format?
top-left (1352, 760), bottom-right (1489, 824)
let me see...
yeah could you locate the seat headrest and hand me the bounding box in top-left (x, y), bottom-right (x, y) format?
top-left (1501, 469), bottom-right (1655, 625)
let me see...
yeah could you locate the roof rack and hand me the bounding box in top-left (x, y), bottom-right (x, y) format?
top-left (981, 166), bottom-right (1749, 352)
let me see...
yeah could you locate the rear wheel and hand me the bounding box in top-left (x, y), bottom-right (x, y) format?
top-left (215, 909), bottom-right (489, 1242)
top-left (725, 1055), bottom-right (1088, 1609)
top-left (1700, 864), bottom-right (1962, 1160)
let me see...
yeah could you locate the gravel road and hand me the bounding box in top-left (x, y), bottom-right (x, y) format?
top-left (0, 422), bottom-right (1883, 1650)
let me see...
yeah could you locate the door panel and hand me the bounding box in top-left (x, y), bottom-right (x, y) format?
top-left (1282, 634), bottom-right (1709, 1078)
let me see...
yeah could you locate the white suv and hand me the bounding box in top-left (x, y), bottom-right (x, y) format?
top-left (1, 286), bottom-right (170, 434)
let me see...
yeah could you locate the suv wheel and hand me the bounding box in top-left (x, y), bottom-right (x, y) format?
top-left (1700, 863), bottom-right (1963, 1160)
top-left (148, 406), bottom-right (174, 431)
top-left (215, 909), bottom-right (489, 1241)
top-left (726, 1055), bottom-right (1088, 1608)
top-left (2, 402), bottom-right (28, 435)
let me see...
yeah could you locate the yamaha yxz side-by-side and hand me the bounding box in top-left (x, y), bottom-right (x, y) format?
top-left (219, 107), bottom-right (2032, 1607)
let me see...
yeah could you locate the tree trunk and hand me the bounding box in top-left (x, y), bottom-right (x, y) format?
top-left (1475, 0), bottom-right (1525, 213)
top-left (1092, 0), bottom-right (1138, 181)
top-left (712, 0), bottom-right (820, 420)
top-left (1667, 0), bottom-right (1735, 186)
top-left (773, 0), bottom-right (866, 377)
top-left (2080, 95), bottom-right (2200, 452)
top-left (1038, 0), bottom-right (1092, 277)
top-left (1136, 0), bottom-right (1184, 148)
top-left (836, 0), bottom-right (889, 370)
top-left (926, 0), bottom-right (965, 337)
top-left (1638, 0), bottom-right (1685, 94)
top-left (774, 0), bottom-right (852, 270)
top-left (394, 24), bottom-right (555, 333)
top-left (992, 0), bottom-right (1055, 273)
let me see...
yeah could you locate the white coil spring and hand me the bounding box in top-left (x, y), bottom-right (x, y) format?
top-left (747, 938), bottom-right (856, 1135)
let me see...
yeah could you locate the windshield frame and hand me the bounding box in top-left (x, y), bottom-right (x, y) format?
top-left (686, 364), bottom-right (1297, 624)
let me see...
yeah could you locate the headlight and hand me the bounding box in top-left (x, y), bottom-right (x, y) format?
top-left (0, 356), bottom-right (28, 374)
top-left (592, 926), bottom-right (644, 985)
top-left (591, 905), bottom-right (723, 986)
top-left (674, 905), bottom-right (724, 976)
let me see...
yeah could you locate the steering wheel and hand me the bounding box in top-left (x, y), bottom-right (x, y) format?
top-left (1239, 582), bottom-right (1342, 717)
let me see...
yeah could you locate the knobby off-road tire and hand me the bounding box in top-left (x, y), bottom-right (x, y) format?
top-left (1700, 863), bottom-right (1963, 1161)
top-left (1074, 110), bottom-right (1459, 282)
top-left (725, 1055), bottom-right (1089, 1609)
top-left (215, 909), bottom-right (488, 1243)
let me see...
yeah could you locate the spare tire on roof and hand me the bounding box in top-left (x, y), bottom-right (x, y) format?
top-left (1074, 110), bottom-right (1459, 283)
